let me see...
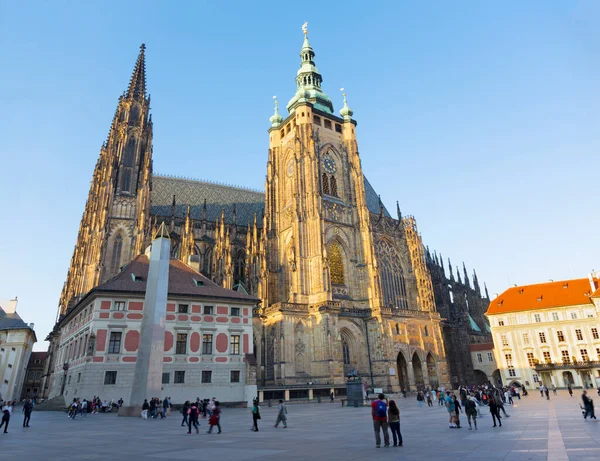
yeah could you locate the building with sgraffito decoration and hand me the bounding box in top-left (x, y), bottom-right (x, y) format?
top-left (45, 28), bottom-right (492, 402)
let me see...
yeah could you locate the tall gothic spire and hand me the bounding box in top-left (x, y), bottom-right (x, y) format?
top-left (286, 23), bottom-right (333, 114)
top-left (126, 44), bottom-right (147, 100)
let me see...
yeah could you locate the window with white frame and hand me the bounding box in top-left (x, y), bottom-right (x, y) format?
top-left (501, 335), bottom-right (508, 346)
top-left (576, 329), bottom-right (583, 341)
top-left (539, 332), bottom-right (547, 343)
top-left (570, 312), bottom-right (578, 320)
top-left (581, 349), bottom-right (589, 361)
top-left (561, 350), bottom-right (570, 363)
top-left (534, 314), bottom-right (541, 323)
top-left (527, 352), bottom-right (535, 366)
top-left (592, 328), bottom-right (599, 340)
top-left (487, 352), bottom-right (494, 362)
top-left (543, 351), bottom-right (551, 363)
top-left (113, 301), bottom-right (126, 311)
top-left (552, 312), bottom-right (559, 321)
top-left (533, 373), bottom-right (539, 383)
top-left (557, 330), bottom-right (565, 342)
top-left (476, 353), bottom-right (483, 363)
top-left (523, 333), bottom-right (530, 345)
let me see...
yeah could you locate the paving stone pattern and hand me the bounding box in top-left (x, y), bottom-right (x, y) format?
top-left (1, 393), bottom-right (599, 460)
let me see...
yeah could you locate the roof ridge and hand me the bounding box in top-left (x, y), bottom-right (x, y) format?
top-left (154, 174), bottom-right (264, 194)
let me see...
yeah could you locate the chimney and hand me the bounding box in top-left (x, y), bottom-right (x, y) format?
top-left (588, 272), bottom-right (600, 293)
top-left (1, 298), bottom-right (18, 314)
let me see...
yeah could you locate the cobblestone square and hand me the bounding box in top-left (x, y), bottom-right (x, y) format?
top-left (2, 394), bottom-right (599, 460)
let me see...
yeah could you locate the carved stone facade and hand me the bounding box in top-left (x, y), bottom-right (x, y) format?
top-left (54, 32), bottom-right (492, 393)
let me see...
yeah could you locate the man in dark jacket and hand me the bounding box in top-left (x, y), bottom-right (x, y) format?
top-left (23, 399), bottom-right (33, 427)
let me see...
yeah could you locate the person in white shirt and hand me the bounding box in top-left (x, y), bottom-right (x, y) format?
top-left (1, 401), bottom-right (13, 433)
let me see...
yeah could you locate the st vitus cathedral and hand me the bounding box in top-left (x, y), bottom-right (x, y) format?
top-left (56, 28), bottom-right (491, 392)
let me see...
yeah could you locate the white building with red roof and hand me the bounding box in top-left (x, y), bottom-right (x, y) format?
top-left (486, 274), bottom-right (600, 389)
top-left (48, 242), bottom-right (259, 406)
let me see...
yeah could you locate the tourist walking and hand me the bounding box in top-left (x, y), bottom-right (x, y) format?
top-left (251, 401), bottom-right (261, 431)
top-left (539, 384), bottom-right (544, 397)
top-left (371, 393), bottom-right (390, 448)
top-left (582, 391), bottom-right (597, 420)
top-left (274, 400), bottom-right (287, 428)
top-left (568, 384), bottom-right (573, 397)
top-left (387, 400), bottom-right (403, 447)
top-left (544, 386), bottom-right (550, 400)
top-left (1, 401), bottom-right (12, 433)
top-left (207, 401), bottom-right (222, 433)
top-left (489, 396), bottom-right (502, 427)
top-left (453, 395), bottom-right (462, 428)
top-left (552, 384), bottom-right (557, 396)
top-left (23, 399), bottom-right (33, 427)
top-left (141, 399), bottom-right (149, 419)
top-left (181, 401), bottom-right (190, 427)
top-left (465, 394), bottom-right (478, 430)
top-left (444, 391), bottom-right (457, 428)
top-left (187, 402), bottom-right (200, 434)
top-left (426, 391), bottom-right (433, 407)
top-left (162, 398), bottom-right (169, 418)
top-left (330, 392), bottom-right (334, 403)
top-left (416, 391), bottom-right (423, 408)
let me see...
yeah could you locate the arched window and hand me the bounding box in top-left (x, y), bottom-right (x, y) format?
top-left (234, 250), bottom-right (245, 284)
top-left (123, 138), bottom-right (136, 166)
top-left (111, 234), bottom-right (123, 274)
top-left (328, 242), bottom-right (344, 285)
top-left (322, 173), bottom-right (330, 195)
top-left (128, 104), bottom-right (140, 126)
top-left (120, 169), bottom-right (131, 192)
top-left (330, 175), bottom-right (338, 196)
top-left (375, 240), bottom-right (408, 309)
top-left (342, 336), bottom-right (351, 365)
top-left (395, 323), bottom-right (400, 335)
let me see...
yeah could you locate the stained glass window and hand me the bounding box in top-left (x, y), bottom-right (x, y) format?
top-left (111, 234), bottom-right (123, 274)
top-left (322, 173), bottom-right (330, 195)
top-left (329, 243), bottom-right (344, 285)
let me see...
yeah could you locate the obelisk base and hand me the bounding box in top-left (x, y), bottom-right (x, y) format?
top-left (118, 406), bottom-right (143, 417)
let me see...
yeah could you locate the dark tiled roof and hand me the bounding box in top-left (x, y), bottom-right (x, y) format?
top-left (97, 255), bottom-right (259, 303)
top-left (0, 308), bottom-right (30, 331)
top-left (151, 174), bottom-right (391, 224)
top-left (151, 175), bottom-right (265, 225)
top-left (363, 176), bottom-right (391, 218)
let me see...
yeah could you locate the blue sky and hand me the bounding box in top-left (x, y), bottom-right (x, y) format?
top-left (1, 1), bottom-right (599, 350)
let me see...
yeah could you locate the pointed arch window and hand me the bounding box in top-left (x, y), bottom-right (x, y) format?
top-left (111, 234), bottom-right (123, 274)
top-left (341, 336), bottom-right (351, 365)
top-left (120, 169), bottom-right (131, 193)
top-left (123, 138), bottom-right (136, 166)
top-left (322, 173), bottom-right (330, 195)
top-left (375, 240), bottom-right (408, 309)
top-left (330, 175), bottom-right (338, 197)
top-left (328, 242), bottom-right (344, 285)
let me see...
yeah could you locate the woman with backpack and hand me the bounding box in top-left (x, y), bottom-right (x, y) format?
top-left (387, 400), bottom-right (402, 447)
top-left (187, 402), bottom-right (200, 434)
top-left (251, 401), bottom-right (261, 431)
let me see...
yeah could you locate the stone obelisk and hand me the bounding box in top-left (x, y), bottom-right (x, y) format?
top-left (120, 223), bottom-right (170, 416)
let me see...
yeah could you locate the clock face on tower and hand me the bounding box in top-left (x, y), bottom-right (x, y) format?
top-left (322, 154), bottom-right (336, 174)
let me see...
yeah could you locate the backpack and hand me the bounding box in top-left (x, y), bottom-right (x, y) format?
top-left (465, 399), bottom-right (475, 412)
top-left (375, 400), bottom-right (387, 418)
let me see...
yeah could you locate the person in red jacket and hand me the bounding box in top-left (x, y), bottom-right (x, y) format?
top-left (371, 393), bottom-right (390, 448)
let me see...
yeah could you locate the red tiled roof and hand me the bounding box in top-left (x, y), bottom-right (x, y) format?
top-left (96, 255), bottom-right (258, 303)
top-left (30, 352), bottom-right (48, 361)
top-left (470, 343), bottom-right (494, 352)
top-left (486, 277), bottom-right (597, 315)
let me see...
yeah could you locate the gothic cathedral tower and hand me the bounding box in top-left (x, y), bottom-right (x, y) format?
top-left (265, 28), bottom-right (380, 311)
top-left (259, 27), bottom-right (383, 384)
top-left (58, 45), bottom-right (153, 314)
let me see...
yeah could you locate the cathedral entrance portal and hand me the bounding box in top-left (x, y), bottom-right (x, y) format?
top-left (426, 353), bottom-right (438, 388)
top-left (397, 352), bottom-right (409, 391)
top-left (412, 353), bottom-right (424, 390)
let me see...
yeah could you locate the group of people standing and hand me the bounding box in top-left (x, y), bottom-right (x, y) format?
top-left (141, 397), bottom-right (171, 419)
top-left (371, 393), bottom-right (403, 448)
top-left (178, 398), bottom-right (221, 434)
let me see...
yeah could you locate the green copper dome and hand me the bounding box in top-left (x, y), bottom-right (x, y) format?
top-left (340, 93), bottom-right (353, 121)
top-left (286, 31), bottom-right (333, 115)
top-left (269, 98), bottom-right (283, 127)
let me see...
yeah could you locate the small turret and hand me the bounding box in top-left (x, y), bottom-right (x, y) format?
top-left (463, 262), bottom-right (470, 288)
top-left (339, 91), bottom-right (353, 122)
top-left (269, 97), bottom-right (283, 128)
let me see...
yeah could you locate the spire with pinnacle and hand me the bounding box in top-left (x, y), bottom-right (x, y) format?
top-left (286, 23), bottom-right (333, 114)
top-left (340, 91), bottom-right (353, 121)
top-left (270, 96), bottom-right (283, 127)
top-left (126, 44), bottom-right (147, 100)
